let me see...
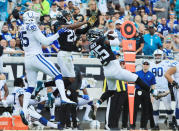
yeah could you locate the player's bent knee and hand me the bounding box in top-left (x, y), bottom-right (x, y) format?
top-left (55, 74), bottom-right (63, 80)
top-left (26, 87), bottom-right (35, 94)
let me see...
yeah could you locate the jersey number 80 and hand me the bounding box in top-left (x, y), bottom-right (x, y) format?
top-left (152, 67), bottom-right (163, 77)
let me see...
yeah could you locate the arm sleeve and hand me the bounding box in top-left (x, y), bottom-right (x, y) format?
top-left (109, 38), bottom-right (120, 46)
top-left (33, 29), bottom-right (59, 46)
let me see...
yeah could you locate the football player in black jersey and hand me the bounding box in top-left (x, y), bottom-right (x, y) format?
top-left (86, 29), bottom-right (157, 119)
top-left (53, 10), bottom-right (96, 89)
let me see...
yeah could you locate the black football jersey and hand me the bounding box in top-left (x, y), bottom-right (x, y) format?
top-left (54, 21), bottom-right (80, 52)
top-left (58, 29), bottom-right (81, 52)
top-left (89, 36), bottom-right (116, 66)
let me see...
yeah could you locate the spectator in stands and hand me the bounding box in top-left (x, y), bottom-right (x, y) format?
top-left (20, 0), bottom-right (32, 11)
top-left (80, 34), bottom-right (90, 56)
top-left (0, 39), bottom-right (12, 57)
top-left (7, 14), bottom-right (15, 26)
top-left (167, 11), bottom-right (178, 25)
top-left (115, 19), bottom-right (126, 43)
top-left (175, 0), bottom-right (179, 20)
top-left (1, 24), bottom-right (13, 42)
top-left (50, 3), bottom-right (59, 21)
top-left (73, 6), bottom-right (84, 23)
top-left (67, 1), bottom-right (74, 14)
top-left (9, 18), bottom-right (18, 38)
top-left (142, 14), bottom-right (148, 28)
top-left (107, 1), bottom-right (115, 16)
top-left (97, 0), bottom-right (108, 15)
top-left (41, 0), bottom-right (50, 16)
top-left (131, 30), bottom-right (144, 56)
top-left (41, 15), bottom-right (51, 29)
top-left (172, 33), bottom-right (179, 51)
top-left (130, 1), bottom-right (140, 16)
top-left (152, 14), bottom-right (158, 28)
top-left (56, 0), bottom-right (66, 11)
top-left (31, 0), bottom-right (43, 15)
top-left (0, 0), bottom-right (13, 21)
top-left (157, 17), bottom-right (170, 39)
top-left (85, 0), bottom-right (102, 27)
top-left (16, 12), bottom-right (24, 26)
top-left (163, 37), bottom-right (174, 59)
top-left (153, 0), bottom-right (169, 20)
top-left (143, 24), bottom-right (162, 55)
top-left (143, 0), bottom-right (152, 15)
top-left (12, 4), bottom-right (22, 20)
top-left (134, 15), bottom-right (143, 29)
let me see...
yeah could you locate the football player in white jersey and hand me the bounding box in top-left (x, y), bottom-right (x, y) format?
top-left (150, 49), bottom-right (175, 129)
top-left (12, 78), bottom-right (63, 129)
top-left (19, 10), bottom-right (75, 125)
top-left (165, 61), bottom-right (179, 130)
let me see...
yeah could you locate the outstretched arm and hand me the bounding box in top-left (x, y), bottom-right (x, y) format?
top-left (34, 29), bottom-right (59, 46)
top-left (58, 21), bottom-right (88, 30)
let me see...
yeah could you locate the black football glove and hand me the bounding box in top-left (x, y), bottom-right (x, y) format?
top-left (169, 81), bottom-right (179, 89)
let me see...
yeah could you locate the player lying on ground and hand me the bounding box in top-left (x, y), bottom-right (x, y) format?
top-left (11, 78), bottom-right (63, 129)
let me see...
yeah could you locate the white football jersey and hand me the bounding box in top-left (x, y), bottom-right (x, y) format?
top-left (12, 87), bottom-right (25, 109)
top-left (20, 23), bottom-right (59, 56)
top-left (150, 60), bottom-right (173, 91)
top-left (0, 80), bottom-right (6, 99)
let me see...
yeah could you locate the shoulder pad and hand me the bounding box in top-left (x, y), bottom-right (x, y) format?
top-left (26, 23), bottom-right (38, 31)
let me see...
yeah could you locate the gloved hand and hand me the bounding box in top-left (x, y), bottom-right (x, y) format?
top-left (170, 81), bottom-right (179, 89)
top-left (82, 95), bottom-right (89, 100)
top-left (87, 15), bottom-right (97, 26)
top-left (58, 28), bottom-right (68, 35)
top-left (153, 90), bottom-right (170, 100)
top-left (150, 88), bottom-right (158, 96)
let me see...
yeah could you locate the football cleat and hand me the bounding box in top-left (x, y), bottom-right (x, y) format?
top-left (61, 99), bottom-right (76, 105)
top-left (20, 110), bottom-right (29, 125)
top-left (50, 116), bottom-right (55, 122)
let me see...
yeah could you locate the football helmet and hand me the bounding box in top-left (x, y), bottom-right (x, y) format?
top-left (57, 10), bottom-right (72, 24)
top-left (23, 11), bottom-right (40, 24)
top-left (87, 28), bottom-right (103, 42)
top-left (153, 49), bottom-right (163, 63)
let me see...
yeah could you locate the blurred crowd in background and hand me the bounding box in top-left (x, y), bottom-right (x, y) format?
top-left (0, 0), bottom-right (179, 58)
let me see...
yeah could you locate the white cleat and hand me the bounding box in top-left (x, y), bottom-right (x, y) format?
top-left (61, 98), bottom-right (76, 105)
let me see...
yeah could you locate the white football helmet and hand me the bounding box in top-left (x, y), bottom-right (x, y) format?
top-left (153, 49), bottom-right (163, 63)
top-left (23, 11), bottom-right (40, 24)
top-left (89, 120), bottom-right (100, 129)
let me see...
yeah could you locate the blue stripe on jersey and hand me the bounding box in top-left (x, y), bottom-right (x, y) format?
top-left (36, 55), bottom-right (57, 76)
top-left (39, 54), bottom-right (60, 75)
